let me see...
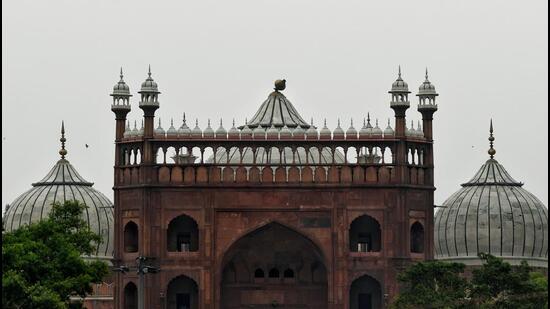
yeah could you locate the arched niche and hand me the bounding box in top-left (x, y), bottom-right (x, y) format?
top-left (410, 221), bottom-right (425, 253)
top-left (124, 221), bottom-right (139, 253)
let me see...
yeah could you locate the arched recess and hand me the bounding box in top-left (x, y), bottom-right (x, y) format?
top-left (123, 282), bottom-right (138, 309)
top-left (166, 275), bottom-right (199, 309)
top-left (220, 222), bottom-right (328, 309)
top-left (167, 214), bottom-right (199, 252)
top-left (124, 221), bottom-right (138, 253)
top-left (410, 221), bottom-right (425, 253)
top-left (349, 275), bottom-right (383, 309)
top-left (349, 215), bottom-right (381, 253)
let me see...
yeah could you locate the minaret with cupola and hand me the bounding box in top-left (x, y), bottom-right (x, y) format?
top-left (417, 68), bottom-right (438, 141)
top-left (138, 66), bottom-right (161, 171)
top-left (389, 66), bottom-right (411, 138)
top-left (111, 68), bottom-right (132, 170)
top-left (417, 68), bottom-right (439, 186)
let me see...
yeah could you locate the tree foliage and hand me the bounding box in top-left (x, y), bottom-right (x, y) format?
top-left (390, 260), bottom-right (470, 309)
top-left (2, 200), bottom-right (109, 309)
top-left (391, 253), bottom-right (548, 309)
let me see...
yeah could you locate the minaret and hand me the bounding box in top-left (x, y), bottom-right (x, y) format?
top-left (417, 68), bottom-right (439, 187)
top-left (416, 68), bottom-right (438, 141)
top-left (138, 65), bottom-right (160, 139)
top-left (110, 68), bottom-right (132, 142)
top-left (389, 66), bottom-right (411, 138)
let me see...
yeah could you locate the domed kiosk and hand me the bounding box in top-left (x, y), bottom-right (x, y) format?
top-left (3, 122), bottom-right (114, 261)
top-left (435, 121), bottom-right (548, 268)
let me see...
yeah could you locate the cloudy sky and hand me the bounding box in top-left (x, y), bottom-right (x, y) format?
top-left (2, 0), bottom-right (548, 212)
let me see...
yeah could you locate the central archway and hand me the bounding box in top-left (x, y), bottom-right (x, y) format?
top-left (220, 222), bottom-right (328, 309)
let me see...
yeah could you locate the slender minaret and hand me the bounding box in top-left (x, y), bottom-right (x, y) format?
top-left (111, 68), bottom-right (132, 142)
top-left (417, 68), bottom-right (439, 186)
top-left (138, 66), bottom-right (161, 171)
top-left (139, 65), bottom-right (160, 139)
top-left (111, 68), bottom-right (132, 171)
top-left (389, 66), bottom-right (411, 138)
top-left (417, 68), bottom-right (438, 141)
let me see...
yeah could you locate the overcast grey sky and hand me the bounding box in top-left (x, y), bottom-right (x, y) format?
top-left (2, 0), bottom-right (548, 212)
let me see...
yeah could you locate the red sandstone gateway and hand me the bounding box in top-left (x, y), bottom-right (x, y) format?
top-left (110, 67), bottom-right (439, 309)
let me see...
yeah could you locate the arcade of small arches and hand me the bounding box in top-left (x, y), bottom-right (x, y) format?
top-left (121, 218), bottom-right (425, 308)
top-left (119, 144), bottom-right (427, 167)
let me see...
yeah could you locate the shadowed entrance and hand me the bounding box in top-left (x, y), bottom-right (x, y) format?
top-left (221, 222), bottom-right (328, 309)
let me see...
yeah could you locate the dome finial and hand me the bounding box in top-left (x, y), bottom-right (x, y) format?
top-left (120, 67), bottom-right (124, 81)
top-left (488, 119), bottom-right (496, 159)
top-left (274, 79), bottom-right (286, 91)
top-left (425, 67), bottom-right (429, 81)
top-left (59, 121), bottom-right (67, 159)
top-left (148, 64), bottom-right (152, 78)
top-left (398, 65), bottom-right (402, 79)
top-left (183, 113), bottom-right (187, 125)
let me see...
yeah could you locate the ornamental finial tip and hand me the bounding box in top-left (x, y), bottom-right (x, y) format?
top-left (488, 119), bottom-right (496, 159)
top-left (59, 121), bottom-right (67, 159)
top-left (148, 64), bottom-right (152, 77)
top-left (398, 65), bottom-right (402, 78)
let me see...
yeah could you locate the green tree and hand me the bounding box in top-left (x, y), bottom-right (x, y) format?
top-left (470, 253), bottom-right (548, 309)
top-left (391, 253), bottom-right (548, 309)
top-left (390, 260), bottom-right (470, 309)
top-left (2, 200), bottom-right (109, 309)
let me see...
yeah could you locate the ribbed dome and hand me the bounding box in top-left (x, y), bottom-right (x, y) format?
top-left (140, 66), bottom-right (159, 93)
top-left (3, 158), bottom-right (114, 261)
top-left (245, 88), bottom-right (310, 129)
top-left (435, 158), bottom-right (548, 268)
top-left (418, 69), bottom-right (437, 96)
top-left (112, 69), bottom-right (130, 95)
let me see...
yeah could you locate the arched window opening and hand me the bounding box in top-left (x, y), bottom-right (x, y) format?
top-left (124, 221), bottom-right (138, 253)
top-left (123, 282), bottom-right (137, 309)
top-left (410, 222), bottom-right (425, 253)
top-left (254, 268), bottom-right (265, 278)
top-left (283, 268), bottom-right (294, 278)
top-left (349, 215), bottom-right (381, 253)
top-left (268, 268), bottom-right (280, 278)
top-left (167, 215), bottom-right (199, 252)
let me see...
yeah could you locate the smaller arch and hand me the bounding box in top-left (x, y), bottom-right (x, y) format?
top-left (254, 268), bottom-right (265, 278)
top-left (349, 215), bottom-right (381, 253)
top-left (123, 282), bottom-right (138, 309)
top-left (410, 221), bottom-right (425, 253)
top-left (350, 274), bottom-right (382, 309)
top-left (167, 215), bottom-right (199, 252)
top-left (268, 268), bottom-right (280, 278)
top-left (166, 275), bottom-right (199, 309)
top-left (123, 221), bottom-right (138, 253)
top-left (283, 268), bottom-right (295, 278)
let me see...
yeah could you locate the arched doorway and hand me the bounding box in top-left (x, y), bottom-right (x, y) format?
top-left (166, 275), bottom-right (198, 309)
top-left (221, 222), bottom-right (328, 309)
top-left (350, 275), bottom-right (382, 309)
top-left (123, 282), bottom-right (137, 309)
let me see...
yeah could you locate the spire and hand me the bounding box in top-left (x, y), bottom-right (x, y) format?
top-left (488, 119), bottom-right (496, 159)
top-left (398, 65), bottom-right (402, 79)
top-left (59, 121), bottom-right (67, 159)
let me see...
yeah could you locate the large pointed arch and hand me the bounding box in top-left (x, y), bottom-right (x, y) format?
top-left (219, 221), bottom-right (328, 308)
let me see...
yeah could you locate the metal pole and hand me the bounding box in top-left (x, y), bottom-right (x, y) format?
top-left (137, 257), bottom-right (145, 309)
